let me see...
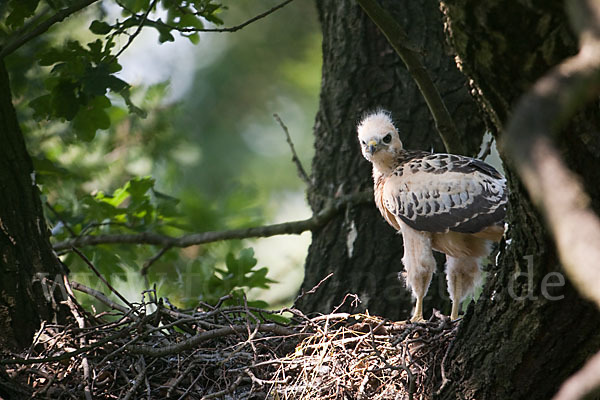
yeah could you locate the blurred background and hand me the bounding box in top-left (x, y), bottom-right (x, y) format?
top-left (9, 0), bottom-right (321, 309)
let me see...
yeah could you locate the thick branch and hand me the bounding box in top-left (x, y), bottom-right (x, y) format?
top-left (53, 191), bottom-right (372, 251)
top-left (503, 0), bottom-right (600, 312)
top-left (0, 0), bottom-right (100, 59)
top-left (356, 0), bottom-right (464, 155)
top-left (502, 2), bottom-right (600, 396)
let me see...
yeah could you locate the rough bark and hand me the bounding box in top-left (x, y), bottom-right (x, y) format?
top-left (436, 1), bottom-right (600, 399)
top-left (0, 60), bottom-right (67, 351)
top-left (298, 0), bottom-right (485, 320)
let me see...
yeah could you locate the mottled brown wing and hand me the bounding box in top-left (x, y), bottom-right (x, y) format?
top-left (382, 154), bottom-right (507, 233)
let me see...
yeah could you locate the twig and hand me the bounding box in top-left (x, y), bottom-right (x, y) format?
top-left (122, 356), bottom-right (149, 400)
top-left (140, 245), bottom-right (172, 276)
top-left (245, 368), bottom-right (288, 385)
top-left (0, 320), bottom-right (141, 365)
top-left (332, 293), bottom-right (361, 314)
top-left (178, 372), bottom-right (204, 400)
top-left (62, 275), bottom-right (93, 400)
top-left (367, 325), bottom-right (415, 400)
top-left (356, 0), bottom-right (465, 155)
top-left (71, 247), bottom-right (137, 311)
top-left (194, 0), bottom-right (294, 33)
top-left (165, 358), bottom-right (201, 398)
top-left (0, 0), bottom-right (101, 59)
top-left (70, 281), bottom-right (131, 315)
top-left (274, 113), bottom-right (311, 187)
top-left (45, 202), bottom-right (78, 237)
top-left (53, 191), bottom-right (372, 251)
top-left (112, 0), bottom-right (159, 61)
top-left (292, 272), bottom-right (334, 307)
top-left (119, 0), bottom-right (294, 34)
top-left (435, 328), bottom-right (455, 395)
top-left (199, 374), bottom-right (244, 400)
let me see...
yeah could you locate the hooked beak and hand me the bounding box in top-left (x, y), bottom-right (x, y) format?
top-left (367, 140), bottom-right (378, 155)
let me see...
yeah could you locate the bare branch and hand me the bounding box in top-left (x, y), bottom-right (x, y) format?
top-left (141, 245), bottom-right (172, 276)
top-left (114, 0), bottom-right (293, 37)
top-left (71, 248), bottom-right (137, 311)
top-left (52, 191), bottom-right (373, 251)
top-left (128, 324), bottom-right (301, 357)
top-left (112, 0), bottom-right (159, 61)
top-left (292, 272), bottom-right (333, 307)
top-left (503, 0), bottom-right (600, 312)
top-left (356, 0), bottom-right (465, 155)
top-left (70, 281), bottom-right (131, 315)
top-left (0, 0), bottom-right (101, 59)
top-left (273, 113), bottom-right (311, 187)
top-left (62, 276), bottom-right (92, 400)
top-left (0, 322), bottom-right (139, 365)
top-left (190, 0), bottom-right (294, 33)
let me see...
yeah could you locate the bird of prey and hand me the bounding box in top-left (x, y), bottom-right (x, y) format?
top-left (357, 109), bottom-right (507, 322)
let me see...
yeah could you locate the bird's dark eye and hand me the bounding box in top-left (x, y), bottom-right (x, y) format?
top-left (382, 133), bottom-right (392, 144)
top-left (361, 140), bottom-right (366, 145)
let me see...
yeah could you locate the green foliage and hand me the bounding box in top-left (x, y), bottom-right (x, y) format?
top-left (29, 38), bottom-right (130, 140)
top-left (2, 0), bottom-right (224, 140)
top-left (2, 0), bottom-right (319, 311)
top-left (55, 177), bottom-right (275, 309)
top-left (189, 248), bottom-right (275, 307)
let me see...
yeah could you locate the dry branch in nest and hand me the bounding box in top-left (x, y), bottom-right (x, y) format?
top-left (0, 283), bottom-right (457, 399)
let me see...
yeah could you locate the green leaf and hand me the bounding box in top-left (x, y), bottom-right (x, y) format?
top-left (38, 50), bottom-right (64, 67)
top-left (180, 14), bottom-right (204, 29)
top-left (31, 156), bottom-right (69, 179)
top-left (128, 177), bottom-right (154, 201)
top-left (204, 13), bottom-right (224, 26)
top-left (89, 20), bottom-right (112, 35)
top-left (6, 0), bottom-right (40, 29)
top-left (29, 94), bottom-right (52, 119)
top-left (51, 81), bottom-right (79, 120)
top-left (155, 19), bottom-right (175, 43)
top-left (99, 185), bottom-right (130, 208)
top-left (120, 89), bottom-right (147, 118)
top-left (72, 96), bottom-right (112, 141)
top-left (82, 196), bottom-right (122, 221)
top-left (132, 0), bottom-right (150, 13)
top-left (81, 64), bottom-right (129, 97)
top-left (186, 33), bottom-right (200, 45)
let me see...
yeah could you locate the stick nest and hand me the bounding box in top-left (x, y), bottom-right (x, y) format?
top-left (0, 289), bottom-right (457, 399)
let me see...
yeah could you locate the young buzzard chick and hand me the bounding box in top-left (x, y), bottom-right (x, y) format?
top-left (357, 109), bottom-right (506, 321)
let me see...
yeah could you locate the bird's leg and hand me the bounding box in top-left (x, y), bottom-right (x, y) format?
top-left (446, 256), bottom-right (481, 320)
top-left (401, 228), bottom-right (436, 323)
top-left (450, 296), bottom-right (461, 321)
top-left (412, 294), bottom-right (425, 322)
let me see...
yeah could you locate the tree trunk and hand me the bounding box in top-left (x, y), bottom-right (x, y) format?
top-left (298, 0), bottom-right (485, 320)
top-left (435, 2), bottom-right (600, 399)
top-left (0, 59), bottom-right (67, 351)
